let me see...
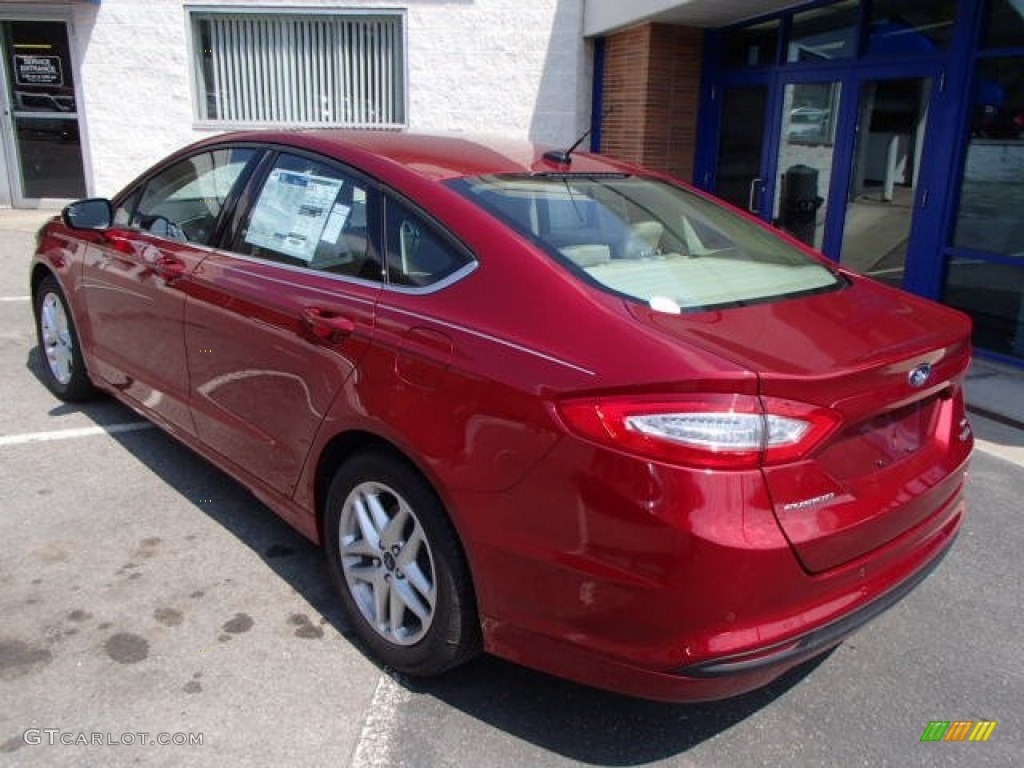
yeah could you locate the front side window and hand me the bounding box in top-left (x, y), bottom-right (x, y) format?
top-left (237, 153), bottom-right (380, 279)
top-left (191, 11), bottom-right (405, 127)
top-left (130, 148), bottom-right (255, 244)
top-left (451, 175), bottom-right (841, 312)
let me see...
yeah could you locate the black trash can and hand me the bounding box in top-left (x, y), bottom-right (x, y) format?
top-left (781, 164), bottom-right (823, 247)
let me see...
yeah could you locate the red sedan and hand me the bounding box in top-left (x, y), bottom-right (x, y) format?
top-left (31, 130), bottom-right (972, 702)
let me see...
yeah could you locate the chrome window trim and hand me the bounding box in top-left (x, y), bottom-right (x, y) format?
top-left (213, 250), bottom-right (383, 296)
top-left (381, 260), bottom-right (479, 295)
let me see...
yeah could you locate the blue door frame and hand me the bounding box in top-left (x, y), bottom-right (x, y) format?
top-left (696, 0), bottom-right (982, 303)
top-left (844, 62), bottom-right (950, 297)
top-left (703, 61), bottom-right (951, 296)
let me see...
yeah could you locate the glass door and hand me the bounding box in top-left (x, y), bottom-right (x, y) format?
top-left (772, 78), bottom-right (845, 250)
top-left (713, 83), bottom-right (772, 218)
top-left (839, 75), bottom-right (935, 288)
top-left (1, 20), bottom-right (86, 205)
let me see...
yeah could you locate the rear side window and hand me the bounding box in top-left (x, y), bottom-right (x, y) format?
top-left (236, 153), bottom-right (381, 280)
top-left (450, 174), bottom-right (841, 312)
top-left (384, 197), bottom-right (473, 288)
top-left (130, 148), bottom-right (255, 244)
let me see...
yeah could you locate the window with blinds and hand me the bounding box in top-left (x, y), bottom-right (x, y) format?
top-left (191, 12), bottom-right (406, 128)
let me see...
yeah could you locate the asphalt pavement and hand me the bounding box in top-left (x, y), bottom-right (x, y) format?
top-left (1, 210), bottom-right (1021, 766)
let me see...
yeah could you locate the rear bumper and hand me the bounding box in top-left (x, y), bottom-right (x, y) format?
top-left (469, 445), bottom-right (967, 702)
top-left (678, 519), bottom-right (956, 678)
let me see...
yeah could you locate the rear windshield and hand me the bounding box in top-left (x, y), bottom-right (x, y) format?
top-left (448, 174), bottom-right (841, 312)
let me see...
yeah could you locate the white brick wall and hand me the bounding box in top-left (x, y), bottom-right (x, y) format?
top-left (68, 0), bottom-right (591, 196)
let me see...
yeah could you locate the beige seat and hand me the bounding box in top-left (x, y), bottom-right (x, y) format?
top-left (630, 220), bottom-right (664, 254)
top-left (559, 244), bottom-right (611, 268)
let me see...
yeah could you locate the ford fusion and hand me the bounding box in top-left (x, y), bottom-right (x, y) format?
top-left (31, 131), bottom-right (972, 701)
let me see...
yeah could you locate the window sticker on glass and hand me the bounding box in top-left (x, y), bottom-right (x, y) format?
top-left (321, 203), bottom-right (352, 245)
top-left (245, 169), bottom-right (344, 262)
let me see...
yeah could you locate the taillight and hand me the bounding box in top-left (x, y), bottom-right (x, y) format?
top-left (556, 394), bottom-right (841, 469)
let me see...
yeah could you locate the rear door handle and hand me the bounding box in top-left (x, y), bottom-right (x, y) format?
top-left (302, 307), bottom-right (356, 341)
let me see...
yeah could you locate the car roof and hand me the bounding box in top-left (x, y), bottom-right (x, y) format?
top-left (202, 129), bottom-right (634, 182)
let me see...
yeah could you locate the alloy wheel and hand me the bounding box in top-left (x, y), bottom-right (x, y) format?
top-left (338, 481), bottom-right (437, 646)
top-left (40, 292), bottom-right (74, 386)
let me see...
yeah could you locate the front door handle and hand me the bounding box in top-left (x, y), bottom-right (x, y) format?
top-left (102, 231), bottom-right (136, 256)
top-left (154, 255), bottom-right (187, 282)
top-left (302, 307), bottom-right (356, 341)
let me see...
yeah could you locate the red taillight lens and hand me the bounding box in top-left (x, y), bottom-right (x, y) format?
top-left (556, 394), bottom-right (841, 469)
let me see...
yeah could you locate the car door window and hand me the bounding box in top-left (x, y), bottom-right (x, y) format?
top-left (385, 198), bottom-right (474, 288)
top-left (113, 188), bottom-right (141, 228)
top-left (236, 153), bottom-right (381, 280)
top-left (130, 148), bottom-right (255, 244)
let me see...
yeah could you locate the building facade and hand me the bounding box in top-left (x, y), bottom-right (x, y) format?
top-left (0, 0), bottom-right (591, 203)
top-left (2, 0), bottom-right (1023, 365)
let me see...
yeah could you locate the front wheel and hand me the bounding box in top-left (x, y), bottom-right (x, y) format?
top-left (33, 274), bottom-right (96, 402)
top-left (324, 451), bottom-right (480, 676)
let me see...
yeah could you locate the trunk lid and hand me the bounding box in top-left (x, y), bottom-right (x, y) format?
top-left (630, 276), bottom-right (973, 573)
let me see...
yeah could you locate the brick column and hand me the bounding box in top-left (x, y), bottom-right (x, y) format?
top-left (599, 23), bottom-right (703, 183)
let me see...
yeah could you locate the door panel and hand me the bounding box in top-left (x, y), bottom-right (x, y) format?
top-left (184, 259), bottom-right (378, 494)
top-left (185, 151), bottom-right (382, 496)
top-left (80, 231), bottom-right (204, 434)
top-left (79, 148), bottom-right (256, 434)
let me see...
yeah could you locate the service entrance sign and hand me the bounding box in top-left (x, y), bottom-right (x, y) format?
top-left (14, 54), bottom-right (63, 86)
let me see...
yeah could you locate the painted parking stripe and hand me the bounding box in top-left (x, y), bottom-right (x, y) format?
top-left (0, 422), bottom-right (155, 447)
top-left (350, 673), bottom-right (408, 768)
top-left (0, 296), bottom-right (31, 302)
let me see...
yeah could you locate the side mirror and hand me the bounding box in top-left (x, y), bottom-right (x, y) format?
top-left (62, 198), bottom-right (113, 230)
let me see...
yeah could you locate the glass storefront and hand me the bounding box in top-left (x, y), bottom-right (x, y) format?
top-left (710, 3), bottom-right (947, 282)
top-left (705, 0), bottom-right (1024, 364)
top-left (943, 0), bottom-right (1024, 361)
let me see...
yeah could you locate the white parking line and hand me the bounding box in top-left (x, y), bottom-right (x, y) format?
top-left (0, 296), bottom-right (31, 302)
top-left (0, 422), bottom-right (155, 447)
top-left (349, 673), bottom-right (408, 768)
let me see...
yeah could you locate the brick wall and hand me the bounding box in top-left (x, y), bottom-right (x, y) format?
top-left (599, 23), bottom-right (703, 182)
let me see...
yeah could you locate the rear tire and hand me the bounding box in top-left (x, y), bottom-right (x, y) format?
top-left (33, 275), bottom-right (96, 402)
top-left (324, 450), bottom-right (480, 676)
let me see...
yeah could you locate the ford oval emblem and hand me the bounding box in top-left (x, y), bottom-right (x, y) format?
top-left (908, 363), bottom-right (933, 388)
